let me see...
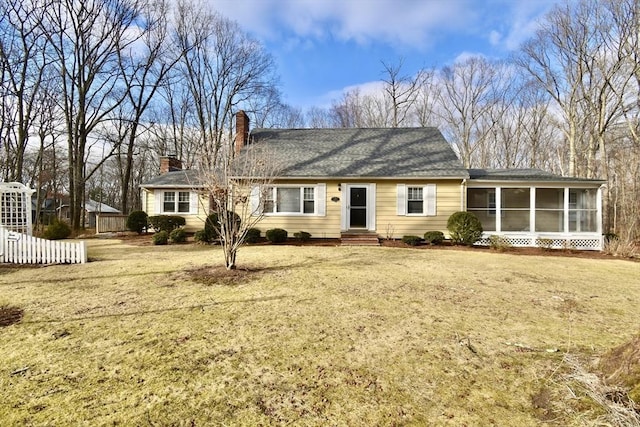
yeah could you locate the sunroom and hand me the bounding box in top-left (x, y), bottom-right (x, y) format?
top-left (466, 169), bottom-right (605, 250)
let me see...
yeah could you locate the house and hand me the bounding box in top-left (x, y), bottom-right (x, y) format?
top-left (139, 156), bottom-right (208, 231)
top-left (59, 199), bottom-right (122, 228)
top-left (140, 111), bottom-right (605, 249)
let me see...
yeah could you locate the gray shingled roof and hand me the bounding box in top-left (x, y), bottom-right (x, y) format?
top-left (247, 128), bottom-right (469, 179)
top-left (140, 170), bottom-right (203, 188)
top-left (468, 168), bottom-right (605, 183)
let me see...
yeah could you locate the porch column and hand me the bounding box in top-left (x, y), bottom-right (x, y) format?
top-left (495, 187), bottom-right (502, 232)
top-left (563, 188), bottom-right (570, 233)
top-left (597, 185), bottom-right (603, 234)
top-left (530, 187), bottom-right (536, 240)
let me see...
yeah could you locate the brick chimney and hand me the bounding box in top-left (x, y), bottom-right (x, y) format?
top-left (235, 110), bottom-right (250, 154)
top-left (160, 155), bottom-right (182, 174)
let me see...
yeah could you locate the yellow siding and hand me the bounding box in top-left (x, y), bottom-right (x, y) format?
top-left (249, 179), bottom-right (464, 239)
top-left (141, 189), bottom-right (210, 233)
top-left (375, 180), bottom-right (463, 238)
top-left (251, 180), bottom-right (343, 239)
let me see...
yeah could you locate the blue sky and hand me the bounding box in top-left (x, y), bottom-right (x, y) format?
top-left (213, 0), bottom-right (561, 109)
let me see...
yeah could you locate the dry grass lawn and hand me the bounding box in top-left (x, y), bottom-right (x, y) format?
top-left (1, 239), bottom-right (639, 426)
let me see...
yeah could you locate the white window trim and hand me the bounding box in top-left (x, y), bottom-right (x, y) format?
top-left (251, 184), bottom-right (326, 217)
top-left (397, 184), bottom-right (436, 216)
top-left (154, 190), bottom-right (198, 214)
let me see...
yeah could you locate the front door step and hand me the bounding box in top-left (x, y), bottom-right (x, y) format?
top-left (340, 232), bottom-right (380, 246)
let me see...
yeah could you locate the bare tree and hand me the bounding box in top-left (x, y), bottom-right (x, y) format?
top-left (437, 57), bottom-right (504, 168)
top-left (197, 136), bottom-right (281, 270)
top-left (114, 0), bottom-right (181, 213)
top-left (381, 59), bottom-right (425, 127)
top-left (246, 87), bottom-right (304, 129)
top-left (414, 67), bottom-right (440, 127)
top-left (44, 0), bottom-right (143, 229)
top-left (173, 0), bottom-right (277, 166)
top-left (0, 0), bottom-right (50, 182)
top-left (607, 0), bottom-right (640, 149)
top-left (515, 1), bottom-right (620, 179)
top-left (306, 106), bottom-right (335, 128)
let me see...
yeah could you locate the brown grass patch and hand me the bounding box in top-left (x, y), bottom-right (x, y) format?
top-left (0, 305), bottom-right (24, 327)
top-left (185, 264), bottom-right (264, 286)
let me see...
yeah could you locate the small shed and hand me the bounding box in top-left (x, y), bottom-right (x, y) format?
top-left (59, 199), bottom-right (121, 228)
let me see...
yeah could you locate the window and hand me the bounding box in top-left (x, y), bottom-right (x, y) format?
top-left (397, 184), bottom-right (436, 216)
top-left (467, 188), bottom-right (496, 231)
top-left (501, 188), bottom-right (530, 231)
top-left (163, 192), bottom-right (175, 212)
top-left (569, 189), bottom-right (597, 232)
top-left (535, 188), bottom-right (563, 232)
top-left (407, 187), bottom-right (423, 214)
top-left (161, 191), bottom-right (192, 213)
top-left (257, 185), bottom-right (325, 216)
top-left (303, 187), bottom-right (315, 214)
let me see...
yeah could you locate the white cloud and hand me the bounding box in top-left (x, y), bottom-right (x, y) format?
top-left (489, 30), bottom-right (502, 46)
top-left (214, 0), bottom-right (561, 54)
top-left (497, 0), bottom-right (558, 50)
top-left (213, 0), bottom-right (477, 48)
top-left (453, 51), bottom-right (486, 64)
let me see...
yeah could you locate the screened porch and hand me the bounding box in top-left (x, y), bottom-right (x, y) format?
top-left (467, 186), bottom-right (603, 250)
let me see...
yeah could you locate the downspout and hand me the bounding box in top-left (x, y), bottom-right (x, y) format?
top-left (460, 179), bottom-right (467, 211)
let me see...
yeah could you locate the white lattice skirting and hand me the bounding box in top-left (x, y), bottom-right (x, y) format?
top-left (475, 234), bottom-right (603, 251)
top-left (0, 228), bottom-right (87, 264)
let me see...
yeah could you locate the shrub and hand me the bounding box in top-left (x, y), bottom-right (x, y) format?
top-left (603, 235), bottom-right (639, 258)
top-left (447, 211), bottom-right (483, 246)
top-left (202, 211), bottom-right (242, 242)
top-left (488, 235), bottom-right (511, 251)
top-left (152, 231), bottom-right (169, 245)
top-left (148, 215), bottom-right (186, 233)
top-left (126, 210), bottom-right (148, 234)
top-left (169, 228), bottom-right (187, 243)
top-left (266, 228), bottom-right (287, 243)
top-left (401, 235), bottom-right (422, 246)
top-left (294, 231), bottom-right (312, 242)
top-left (43, 218), bottom-right (71, 240)
top-left (193, 230), bottom-right (209, 244)
top-left (244, 228), bottom-right (261, 243)
top-left (423, 230), bottom-right (445, 245)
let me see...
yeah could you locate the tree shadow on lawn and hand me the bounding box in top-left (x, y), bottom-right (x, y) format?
top-left (14, 294), bottom-right (294, 325)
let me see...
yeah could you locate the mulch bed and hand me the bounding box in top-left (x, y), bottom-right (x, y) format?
top-left (104, 231), bottom-right (635, 261)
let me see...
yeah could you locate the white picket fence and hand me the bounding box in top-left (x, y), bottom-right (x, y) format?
top-left (0, 228), bottom-right (87, 264)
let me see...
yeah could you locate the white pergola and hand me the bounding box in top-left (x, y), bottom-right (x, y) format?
top-left (0, 182), bottom-right (35, 235)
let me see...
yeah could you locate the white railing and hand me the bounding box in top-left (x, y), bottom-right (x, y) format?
top-left (0, 227), bottom-right (87, 264)
top-left (475, 232), bottom-right (603, 251)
